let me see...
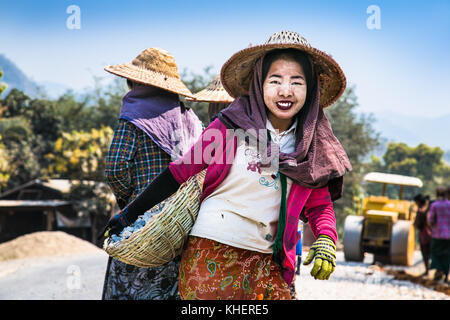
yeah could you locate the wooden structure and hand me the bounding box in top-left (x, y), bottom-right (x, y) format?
top-left (0, 179), bottom-right (114, 244)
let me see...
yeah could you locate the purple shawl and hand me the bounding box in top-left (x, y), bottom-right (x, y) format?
top-left (119, 84), bottom-right (203, 160)
top-left (218, 56), bottom-right (352, 200)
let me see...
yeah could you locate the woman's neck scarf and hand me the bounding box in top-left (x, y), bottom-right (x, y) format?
top-left (218, 55), bottom-right (352, 201)
top-left (119, 84), bottom-right (204, 161)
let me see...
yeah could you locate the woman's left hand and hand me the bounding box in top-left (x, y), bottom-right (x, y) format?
top-left (303, 235), bottom-right (336, 280)
top-left (97, 209), bottom-right (131, 240)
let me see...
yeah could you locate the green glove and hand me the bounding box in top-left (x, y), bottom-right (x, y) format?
top-left (303, 235), bottom-right (336, 280)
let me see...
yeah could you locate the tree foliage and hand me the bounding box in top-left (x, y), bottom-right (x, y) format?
top-left (324, 86), bottom-right (381, 238)
top-left (180, 66), bottom-right (215, 125)
top-left (0, 135), bottom-right (11, 191)
top-left (0, 78), bottom-right (125, 189)
top-left (0, 89), bottom-right (63, 188)
top-left (366, 142), bottom-right (449, 199)
top-left (0, 67), bottom-right (6, 97)
top-left (46, 127), bottom-right (113, 181)
top-left (0, 115), bottom-right (40, 189)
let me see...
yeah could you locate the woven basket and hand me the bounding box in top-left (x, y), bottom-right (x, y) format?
top-left (103, 170), bottom-right (206, 267)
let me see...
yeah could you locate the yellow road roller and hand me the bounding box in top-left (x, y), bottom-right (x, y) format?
top-left (343, 172), bottom-right (423, 265)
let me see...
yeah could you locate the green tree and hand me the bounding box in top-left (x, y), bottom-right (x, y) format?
top-left (0, 89), bottom-right (64, 188)
top-left (367, 142), bottom-right (449, 199)
top-left (180, 66), bottom-right (215, 125)
top-left (0, 116), bottom-right (33, 143)
top-left (0, 135), bottom-right (11, 191)
top-left (324, 86), bottom-right (381, 238)
top-left (46, 126), bottom-right (113, 181)
top-left (87, 77), bottom-right (126, 130)
top-left (0, 88), bottom-right (30, 118)
top-left (0, 67), bottom-right (6, 97)
top-left (0, 115), bottom-right (41, 188)
top-left (54, 92), bottom-right (93, 132)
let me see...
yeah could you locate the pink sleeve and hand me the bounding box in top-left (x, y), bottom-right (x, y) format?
top-left (304, 186), bottom-right (338, 244)
top-left (169, 118), bottom-right (225, 184)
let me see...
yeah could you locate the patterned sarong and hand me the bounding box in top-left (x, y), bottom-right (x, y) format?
top-left (179, 236), bottom-right (291, 300)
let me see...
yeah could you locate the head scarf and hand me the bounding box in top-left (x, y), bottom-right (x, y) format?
top-left (218, 54), bottom-right (352, 200)
top-left (119, 84), bottom-right (203, 160)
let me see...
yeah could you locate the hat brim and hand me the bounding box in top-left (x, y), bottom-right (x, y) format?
top-left (185, 89), bottom-right (234, 103)
top-left (220, 43), bottom-right (346, 108)
top-left (104, 63), bottom-right (195, 99)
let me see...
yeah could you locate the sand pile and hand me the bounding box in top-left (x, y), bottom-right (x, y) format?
top-left (0, 231), bottom-right (102, 261)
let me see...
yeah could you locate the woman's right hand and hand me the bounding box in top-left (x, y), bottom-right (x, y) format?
top-left (97, 167), bottom-right (182, 241)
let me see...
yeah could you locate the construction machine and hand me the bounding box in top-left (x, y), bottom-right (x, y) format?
top-left (343, 172), bottom-right (422, 265)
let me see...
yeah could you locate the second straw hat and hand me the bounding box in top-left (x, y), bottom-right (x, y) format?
top-left (220, 31), bottom-right (346, 108)
top-left (186, 75), bottom-right (234, 103)
top-left (104, 48), bottom-right (194, 98)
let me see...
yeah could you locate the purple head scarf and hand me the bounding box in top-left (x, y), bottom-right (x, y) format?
top-left (218, 55), bottom-right (352, 200)
top-left (119, 84), bottom-right (203, 160)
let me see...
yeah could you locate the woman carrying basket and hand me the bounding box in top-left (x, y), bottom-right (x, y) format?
top-left (101, 48), bottom-right (203, 300)
top-left (102, 31), bottom-right (351, 300)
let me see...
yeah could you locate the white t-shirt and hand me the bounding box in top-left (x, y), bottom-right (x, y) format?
top-left (190, 119), bottom-right (297, 253)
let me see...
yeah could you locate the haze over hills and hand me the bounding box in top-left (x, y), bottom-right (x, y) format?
top-left (0, 54), bottom-right (39, 97)
top-left (1, 53), bottom-right (449, 160)
top-left (369, 111), bottom-right (450, 151)
top-left (0, 54), bottom-right (71, 99)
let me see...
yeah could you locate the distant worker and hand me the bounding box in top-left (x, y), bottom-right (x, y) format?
top-left (185, 75), bottom-right (234, 123)
top-left (413, 193), bottom-right (432, 276)
top-left (427, 186), bottom-right (450, 283)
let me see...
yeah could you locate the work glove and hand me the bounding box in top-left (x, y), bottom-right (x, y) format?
top-left (303, 235), bottom-right (336, 280)
top-left (97, 207), bottom-right (133, 240)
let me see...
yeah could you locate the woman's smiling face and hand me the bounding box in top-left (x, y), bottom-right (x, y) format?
top-left (263, 57), bottom-right (307, 132)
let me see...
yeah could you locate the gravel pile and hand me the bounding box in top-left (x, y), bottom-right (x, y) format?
top-left (0, 231), bottom-right (102, 261)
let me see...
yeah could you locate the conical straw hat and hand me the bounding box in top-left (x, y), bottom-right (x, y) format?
top-left (220, 31), bottom-right (346, 108)
top-left (186, 75), bottom-right (234, 103)
top-left (104, 48), bottom-right (194, 98)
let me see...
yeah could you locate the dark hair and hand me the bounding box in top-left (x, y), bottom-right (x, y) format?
top-left (413, 193), bottom-right (430, 206)
top-left (127, 79), bottom-right (135, 90)
top-left (436, 186), bottom-right (446, 198)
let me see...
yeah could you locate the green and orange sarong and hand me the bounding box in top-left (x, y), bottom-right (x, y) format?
top-left (179, 236), bottom-right (292, 300)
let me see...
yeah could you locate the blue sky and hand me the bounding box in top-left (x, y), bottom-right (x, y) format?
top-left (1, 0), bottom-right (449, 117)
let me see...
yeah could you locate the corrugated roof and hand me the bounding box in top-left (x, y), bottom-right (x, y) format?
top-left (0, 179), bottom-right (115, 203)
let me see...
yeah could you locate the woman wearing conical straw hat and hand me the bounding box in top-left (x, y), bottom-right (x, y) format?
top-left (186, 75), bottom-right (234, 123)
top-left (100, 48), bottom-right (203, 300)
top-left (102, 31), bottom-right (351, 300)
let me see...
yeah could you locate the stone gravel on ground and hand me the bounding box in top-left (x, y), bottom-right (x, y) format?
top-left (0, 248), bottom-right (448, 300)
top-left (296, 251), bottom-right (449, 300)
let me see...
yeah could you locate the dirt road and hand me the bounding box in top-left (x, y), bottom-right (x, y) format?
top-left (0, 251), bottom-right (108, 300)
top-left (0, 250), bottom-right (448, 300)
